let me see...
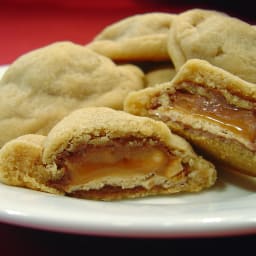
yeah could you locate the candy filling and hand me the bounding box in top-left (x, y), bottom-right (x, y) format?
top-left (53, 140), bottom-right (184, 192)
top-left (151, 86), bottom-right (256, 143)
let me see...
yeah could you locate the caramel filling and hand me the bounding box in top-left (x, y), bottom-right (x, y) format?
top-left (54, 142), bottom-right (183, 191)
top-left (153, 88), bottom-right (256, 142)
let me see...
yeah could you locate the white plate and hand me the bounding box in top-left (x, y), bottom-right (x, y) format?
top-left (0, 65), bottom-right (256, 238)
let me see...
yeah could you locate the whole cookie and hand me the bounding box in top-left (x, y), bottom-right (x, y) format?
top-left (167, 9), bottom-right (256, 83)
top-left (87, 13), bottom-right (175, 61)
top-left (0, 41), bottom-right (144, 148)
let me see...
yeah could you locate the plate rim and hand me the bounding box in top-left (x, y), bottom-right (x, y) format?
top-left (0, 182), bottom-right (256, 238)
top-left (0, 65), bottom-right (256, 238)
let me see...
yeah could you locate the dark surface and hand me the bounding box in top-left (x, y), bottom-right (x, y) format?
top-left (0, 221), bottom-right (255, 255)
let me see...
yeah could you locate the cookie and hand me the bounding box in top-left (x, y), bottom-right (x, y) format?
top-left (145, 65), bottom-right (176, 87)
top-left (0, 41), bottom-right (144, 148)
top-left (87, 13), bottom-right (175, 61)
top-left (0, 134), bottom-right (62, 194)
top-left (125, 59), bottom-right (256, 177)
top-left (42, 107), bottom-right (216, 200)
top-left (167, 9), bottom-right (256, 83)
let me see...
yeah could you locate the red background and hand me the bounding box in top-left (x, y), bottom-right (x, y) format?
top-left (0, 0), bottom-right (255, 65)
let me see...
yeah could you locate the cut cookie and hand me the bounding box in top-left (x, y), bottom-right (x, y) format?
top-left (0, 41), bottom-right (144, 148)
top-left (124, 59), bottom-right (256, 177)
top-left (167, 9), bottom-right (256, 83)
top-left (42, 107), bottom-right (216, 200)
top-left (87, 13), bottom-right (175, 61)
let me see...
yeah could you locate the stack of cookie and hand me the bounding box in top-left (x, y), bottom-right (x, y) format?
top-left (0, 9), bottom-right (255, 200)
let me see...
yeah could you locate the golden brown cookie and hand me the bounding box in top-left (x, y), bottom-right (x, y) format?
top-left (42, 107), bottom-right (216, 201)
top-left (0, 41), bottom-right (144, 148)
top-left (145, 65), bottom-right (176, 87)
top-left (0, 134), bottom-right (62, 194)
top-left (167, 9), bottom-right (256, 83)
top-left (87, 13), bottom-right (175, 61)
top-left (125, 59), bottom-right (256, 177)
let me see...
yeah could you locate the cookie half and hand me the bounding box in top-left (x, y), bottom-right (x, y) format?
top-left (42, 107), bottom-right (216, 200)
top-left (125, 59), bottom-right (256, 177)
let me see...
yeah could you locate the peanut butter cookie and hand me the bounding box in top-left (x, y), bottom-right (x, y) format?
top-left (0, 41), bottom-right (144, 148)
top-left (168, 9), bottom-right (256, 83)
top-left (125, 59), bottom-right (256, 177)
top-left (87, 13), bottom-right (175, 61)
top-left (42, 107), bottom-right (216, 200)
